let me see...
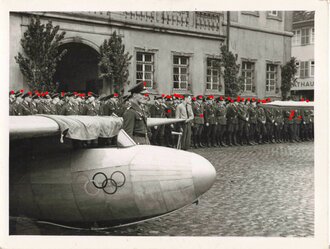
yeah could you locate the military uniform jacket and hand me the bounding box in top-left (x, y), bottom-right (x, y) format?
top-left (103, 101), bottom-right (119, 116)
top-left (248, 106), bottom-right (257, 124)
top-left (18, 101), bottom-right (33, 115)
top-left (84, 103), bottom-right (99, 116)
top-left (123, 102), bottom-right (148, 138)
top-left (226, 104), bottom-right (238, 124)
top-left (216, 105), bottom-right (227, 125)
top-left (294, 110), bottom-right (303, 124)
top-left (204, 103), bottom-right (217, 124)
top-left (164, 103), bottom-right (175, 118)
top-left (60, 102), bottom-right (80, 115)
top-left (237, 104), bottom-right (248, 123)
top-left (193, 102), bottom-right (204, 125)
top-left (283, 109), bottom-right (294, 124)
top-left (265, 108), bottom-right (275, 123)
top-left (257, 107), bottom-right (266, 123)
top-left (274, 109), bottom-right (284, 125)
top-left (149, 102), bottom-right (164, 118)
top-left (38, 102), bottom-right (56, 114)
top-left (302, 110), bottom-right (311, 124)
top-left (11, 102), bottom-right (20, 116)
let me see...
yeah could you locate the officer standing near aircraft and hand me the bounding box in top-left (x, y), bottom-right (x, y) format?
top-left (123, 82), bottom-right (150, 145)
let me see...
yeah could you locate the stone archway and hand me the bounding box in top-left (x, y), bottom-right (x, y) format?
top-left (54, 41), bottom-right (101, 93)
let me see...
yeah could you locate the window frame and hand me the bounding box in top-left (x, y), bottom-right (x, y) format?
top-left (301, 27), bottom-right (310, 45)
top-left (241, 61), bottom-right (255, 92)
top-left (173, 55), bottom-right (190, 90)
top-left (136, 51), bottom-right (155, 89)
top-left (292, 29), bottom-right (301, 46)
top-left (206, 58), bottom-right (221, 91)
top-left (265, 63), bottom-right (278, 93)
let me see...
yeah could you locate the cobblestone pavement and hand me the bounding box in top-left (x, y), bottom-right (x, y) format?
top-left (22, 141), bottom-right (315, 236)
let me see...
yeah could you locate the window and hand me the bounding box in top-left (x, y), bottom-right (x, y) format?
top-left (310, 61), bottom-right (314, 77)
top-left (173, 56), bottom-right (189, 90)
top-left (268, 11), bottom-right (278, 16)
top-left (301, 28), bottom-right (310, 45)
top-left (136, 52), bottom-right (154, 88)
top-left (241, 61), bottom-right (255, 92)
top-left (310, 28), bottom-right (315, 44)
top-left (266, 64), bottom-right (278, 92)
top-left (206, 58), bottom-right (221, 91)
top-left (299, 61), bottom-right (309, 78)
top-left (292, 29), bottom-right (301, 46)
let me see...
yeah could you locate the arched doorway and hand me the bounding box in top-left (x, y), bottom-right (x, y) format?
top-left (54, 42), bottom-right (101, 93)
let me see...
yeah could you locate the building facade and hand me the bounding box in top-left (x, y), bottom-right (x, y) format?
top-left (291, 11), bottom-right (314, 100)
top-left (10, 11), bottom-right (292, 98)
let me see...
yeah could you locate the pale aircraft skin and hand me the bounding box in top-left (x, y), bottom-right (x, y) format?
top-left (9, 116), bottom-right (216, 230)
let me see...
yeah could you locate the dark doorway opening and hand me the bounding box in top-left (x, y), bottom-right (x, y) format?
top-left (54, 43), bottom-right (101, 93)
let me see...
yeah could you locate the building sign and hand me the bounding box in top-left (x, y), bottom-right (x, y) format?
top-left (291, 78), bottom-right (314, 90)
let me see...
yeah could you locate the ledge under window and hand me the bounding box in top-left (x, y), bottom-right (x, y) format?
top-left (241, 11), bottom-right (259, 17)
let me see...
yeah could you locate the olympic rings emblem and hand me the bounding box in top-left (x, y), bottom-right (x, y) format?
top-left (91, 171), bottom-right (126, 195)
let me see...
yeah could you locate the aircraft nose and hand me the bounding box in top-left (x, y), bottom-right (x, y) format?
top-left (191, 154), bottom-right (216, 197)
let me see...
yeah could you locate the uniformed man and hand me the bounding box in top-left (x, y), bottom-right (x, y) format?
top-left (84, 93), bottom-right (99, 116)
top-left (256, 100), bottom-right (267, 144)
top-left (9, 90), bottom-right (16, 115)
top-left (283, 108), bottom-right (295, 142)
top-left (203, 95), bottom-right (217, 147)
top-left (11, 90), bottom-right (24, 116)
top-left (149, 96), bottom-right (165, 146)
top-left (215, 96), bottom-right (227, 146)
top-left (301, 109), bottom-right (312, 141)
top-left (237, 98), bottom-right (252, 145)
top-left (60, 92), bottom-right (80, 115)
top-left (164, 95), bottom-right (176, 148)
top-left (122, 82), bottom-right (150, 145)
top-left (248, 98), bottom-right (258, 145)
top-left (18, 92), bottom-right (34, 115)
top-left (265, 105), bottom-right (275, 143)
top-left (226, 98), bottom-right (239, 146)
top-left (274, 106), bottom-right (284, 143)
top-left (192, 95), bottom-right (205, 148)
top-left (175, 94), bottom-right (194, 150)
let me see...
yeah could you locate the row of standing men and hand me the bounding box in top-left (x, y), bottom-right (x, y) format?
top-left (9, 90), bottom-right (314, 150)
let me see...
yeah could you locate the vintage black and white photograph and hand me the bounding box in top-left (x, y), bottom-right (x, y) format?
top-left (1, 0), bottom-right (329, 248)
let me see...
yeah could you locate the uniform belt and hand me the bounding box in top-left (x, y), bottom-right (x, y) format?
top-left (133, 132), bottom-right (147, 137)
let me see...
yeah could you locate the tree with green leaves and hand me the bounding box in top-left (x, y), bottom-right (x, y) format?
top-left (15, 15), bottom-right (67, 91)
top-left (281, 57), bottom-right (298, 100)
top-left (98, 31), bottom-right (132, 94)
top-left (220, 45), bottom-right (243, 96)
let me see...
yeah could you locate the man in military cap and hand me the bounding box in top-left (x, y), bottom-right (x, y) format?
top-left (149, 96), bottom-right (166, 146)
top-left (248, 98), bottom-right (258, 145)
top-left (123, 82), bottom-right (150, 145)
top-left (18, 92), bottom-right (34, 115)
top-left (11, 90), bottom-right (24, 115)
top-left (164, 95), bottom-right (176, 148)
top-left (215, 96), bottom-right (227, 146)
top-left (256, 100), bottom-right (267, 144)
top-left (226, 98), bottom-right (239, 146)
top-left (192, 95), bottom-right (205, 148)
top-left (274, 106), bottom-right (284, 143)
top-left (60, 92), bottom-right (80, 115)
top-left (265, 104), bottom-right (275, 143)
top-left (203, 95), bottom-right (217, 147)
top-left (9, 90), bottom-right (16, 115)
top-left (83, 92), bottom-right (100, 116)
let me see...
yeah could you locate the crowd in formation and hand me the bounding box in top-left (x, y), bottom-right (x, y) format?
top-left (9, 89), bottom-right (314, 150)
